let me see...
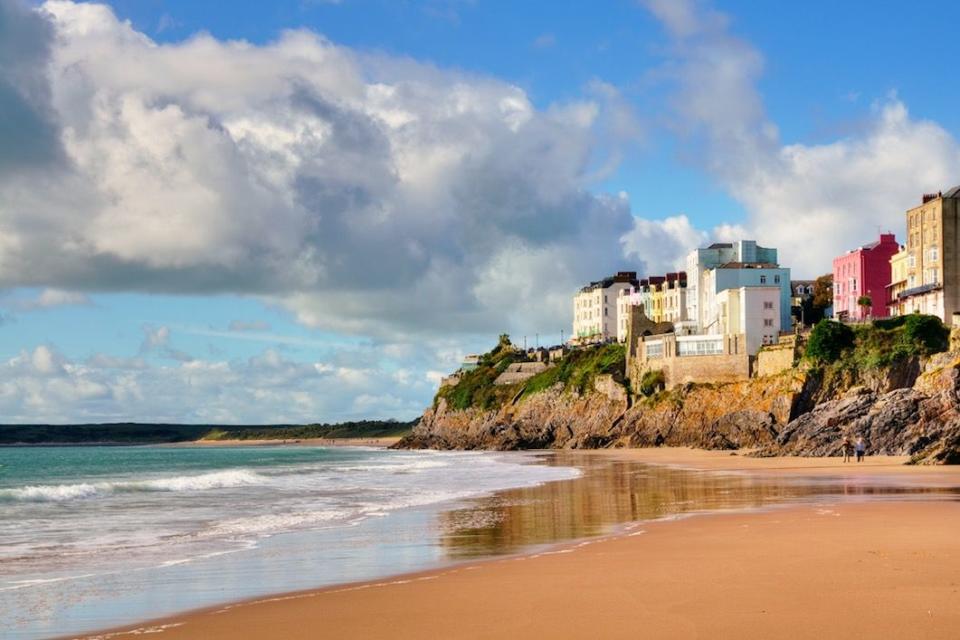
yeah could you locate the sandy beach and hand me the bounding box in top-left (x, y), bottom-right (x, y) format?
top-left (74, 449), bottom-right (960, 640)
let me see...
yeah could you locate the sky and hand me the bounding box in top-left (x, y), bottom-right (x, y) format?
top-left (2, 0), bottom-right (960, 423)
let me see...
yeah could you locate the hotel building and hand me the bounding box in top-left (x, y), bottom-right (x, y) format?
top-left (896, 187), bottom-right (960, 321)
top-left (573, 271), bottom-right (638, 344)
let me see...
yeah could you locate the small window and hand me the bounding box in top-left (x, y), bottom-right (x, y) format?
top-left (763, 301), bottom-right (774, 310)
top-left (760, 275), bottom-right (767, 284)
top-left (774, 275), bottom-right (780, 284)
top-left (763, 319), bottom-right (774, 327)
top-left (930, 246), bottom-right (939, 262)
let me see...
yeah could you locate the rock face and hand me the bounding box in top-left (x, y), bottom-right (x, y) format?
top-left (397, 353), bottom-right (960, 464)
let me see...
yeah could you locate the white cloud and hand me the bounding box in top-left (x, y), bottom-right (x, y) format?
top-left (12, 288), bottom-right (92, 310)
top-left (0, 0), bottom-right (699, 341)
top-left (642, 0), bottom-right (960, 277)
top-left (0, 342), bottom-right (430, 423)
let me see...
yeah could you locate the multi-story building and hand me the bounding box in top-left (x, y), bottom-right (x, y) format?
top-left (714, 286), bottom-right (782, 356)
top-left (897, 187), bottom-right (960, 321)
top-left (831, 233), bottom-right (899, 321)
top-left (699, 261), bottom-right (792, 333)
top-left (615, 273), bottom-right (689, 342)
top-left (887, 246), bottom-right (909, 316)
top-left (685, 240), bottom-right (778, 326)
top-left (573, 271), bottom-right (638, 343)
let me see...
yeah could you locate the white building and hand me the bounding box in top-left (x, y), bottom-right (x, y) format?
top-left (573, 272), bottom-right (638, 343)
top-left (686, 240), bottom-right (781, 328)
top-left (713, 286), bottom-right (782, 356)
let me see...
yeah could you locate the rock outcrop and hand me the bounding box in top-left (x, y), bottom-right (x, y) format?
top-left (397, 352), bottom-right (960, 464)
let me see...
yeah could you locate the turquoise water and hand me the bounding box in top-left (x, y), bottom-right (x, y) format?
top-left (0, 445), bottom-right (578, 639)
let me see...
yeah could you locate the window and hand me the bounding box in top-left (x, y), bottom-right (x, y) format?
top-left (760, 275), bottom-right (767, 284)
top-left (930, 246), bottom-right (939, 262)
top-left (763, 319), bottom-right (774, 327)
top-left (763, 301), bottom-right (774, 310)
top-left (604, 308), bottom-right (608, 317)
top-left (908, 253), bottom-right (916, 268)
top-left (774, 275), bottom-right (780, 284)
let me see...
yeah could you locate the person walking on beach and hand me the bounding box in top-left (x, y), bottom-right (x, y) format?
top-left (842, 436), bottom-right (853, 463)
top-left (855, 436), bottom-right (866, 463)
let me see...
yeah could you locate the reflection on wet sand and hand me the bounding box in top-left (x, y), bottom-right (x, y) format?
top-left (439, 453), bottom-right (960, 559)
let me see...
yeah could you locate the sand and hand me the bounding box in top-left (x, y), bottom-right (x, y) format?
top-left (77, 449), bottom-right (960, 640)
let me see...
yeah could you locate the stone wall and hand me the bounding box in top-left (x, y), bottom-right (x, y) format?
top-left (756, 335), bottom-right (801, 378)
top-left (629, 332), bottom-right (751, 390)
top-left (655, 352), bottom-right (752, 388)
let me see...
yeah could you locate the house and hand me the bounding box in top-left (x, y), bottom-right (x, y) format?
top-left (832, 233), bottom-right (899, 321)
top-left (572, 271), bottom-right (638, 343)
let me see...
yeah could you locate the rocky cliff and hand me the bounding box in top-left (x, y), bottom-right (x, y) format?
top-left (397, 350), bottom-right (960, 464)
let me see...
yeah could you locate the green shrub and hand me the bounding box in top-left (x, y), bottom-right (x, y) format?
top-left (805, 320), bottom-right (855, 363)
top-left (902, 314), bottom-right (949, 355)
top-left (872, 316), bottom-right (907, 331)
top-left (638, 369), bottom-right (665, 396)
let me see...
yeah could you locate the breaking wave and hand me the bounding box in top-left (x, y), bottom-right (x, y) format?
top-left (0, 470), bottom-right (266, 503)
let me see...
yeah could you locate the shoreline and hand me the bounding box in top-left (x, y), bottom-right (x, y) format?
top-left (72, 448), bottom-right (960, 640)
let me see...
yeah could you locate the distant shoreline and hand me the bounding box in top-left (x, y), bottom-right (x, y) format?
top-left (0, 437), bottom-right (402, 448)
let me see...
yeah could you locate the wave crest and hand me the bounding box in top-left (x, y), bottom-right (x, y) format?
top-left (1, 470), bottom-right (266, 503)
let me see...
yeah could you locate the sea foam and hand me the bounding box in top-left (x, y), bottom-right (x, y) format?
top-left (0, 469), bottom-right (266, 503)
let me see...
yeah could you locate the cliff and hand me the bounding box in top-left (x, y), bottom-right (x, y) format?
top-left (397, 320), bottom-right (960, 463)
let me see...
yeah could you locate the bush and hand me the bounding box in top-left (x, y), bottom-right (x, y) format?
top-left (902, 314), bottom-right (949, 355)
top-left (805, 320), bottom-right (855, 363)
top-left (872, 316), bottom-right (907, 331)
top-left (638, 369), bottom-right (665, 396)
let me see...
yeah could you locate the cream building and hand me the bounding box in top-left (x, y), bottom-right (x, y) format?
top-left (573, 272), bottom-right (638, 344)
top-left (713, 286), bottom-right (782, 356)
top-left (898, 187), bottom-right (960, 321)
top-left (887, 246), bottom-right (909, 316)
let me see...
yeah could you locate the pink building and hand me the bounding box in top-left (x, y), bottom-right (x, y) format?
top-left (832, 233), bottom-right (900, 320)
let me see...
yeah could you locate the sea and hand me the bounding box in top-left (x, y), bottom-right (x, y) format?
top-left (0, 445), bottom-right (578, 639)
top-left (4, 444), bottom-right (958, 639)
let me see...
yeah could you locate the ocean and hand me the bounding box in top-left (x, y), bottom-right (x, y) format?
top-left (0, 445), bottom-right (579, 639)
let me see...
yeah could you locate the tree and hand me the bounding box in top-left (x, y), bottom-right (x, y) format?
top-left (857, 295), bottom-right (872, 317)
top-left (812, 274), bottom-right (833, 310)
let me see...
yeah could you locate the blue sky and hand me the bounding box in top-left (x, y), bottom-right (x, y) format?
top-left (2, 0), bottom-right (960, 423)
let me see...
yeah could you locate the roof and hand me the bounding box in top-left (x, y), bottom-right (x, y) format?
top-left (944, 185), bottom-right (960, 199)
top-left (716, 262), bottom-right (780, 269)
top-left (707, 242), bottom-right (733, 249)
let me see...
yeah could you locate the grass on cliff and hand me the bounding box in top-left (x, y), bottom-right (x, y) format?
top-left (804, 314), bottom-right (949, 371)
top-left (519, 343), bottom-right (626, 399)
top-left (435, 340), bottom-right (627, 411)
top-left (435, 336), bottom-right (527, 411)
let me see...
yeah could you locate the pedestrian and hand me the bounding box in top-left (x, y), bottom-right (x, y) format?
top-left (842, 436), bottom-right (853, 463)
top-left (855, 436), bottom-right (866, 463)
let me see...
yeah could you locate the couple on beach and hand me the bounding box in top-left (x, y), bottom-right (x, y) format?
top-left (842, 436), bottom-right (866, 463)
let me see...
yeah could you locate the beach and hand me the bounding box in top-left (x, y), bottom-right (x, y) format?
top-left (74, 449), bottom-right (960, 640)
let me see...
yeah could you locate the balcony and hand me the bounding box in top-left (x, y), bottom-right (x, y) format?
top-left (897, 282), bottom-right (942, 300)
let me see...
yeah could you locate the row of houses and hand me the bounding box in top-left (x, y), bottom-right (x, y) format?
top-left (573, 239), bottom-right (791, 355)
top-left (573, 184), bottom-right (960, 391)
top-left (833, 187), bottom-right (960, 322)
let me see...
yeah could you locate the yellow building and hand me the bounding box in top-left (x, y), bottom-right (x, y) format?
top-left (900, 187), bottom-right (960, 321)
top-left (887, 246), bottom-right (909, 316)
top-left (647, 284), bottom-right (662, 322)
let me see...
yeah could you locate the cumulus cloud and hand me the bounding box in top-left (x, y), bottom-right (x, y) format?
top-left (12, 288), bottom-right (92, 310)
top-left (0, 343), bottom-right (432, 423)
top-left (0, 0), bottom-right (700, 341)
top-left (642, 0), bottom-right (960, 276)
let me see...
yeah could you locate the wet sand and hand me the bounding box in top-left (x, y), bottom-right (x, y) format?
top-left (75, 449), bottom-right (960, 640)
